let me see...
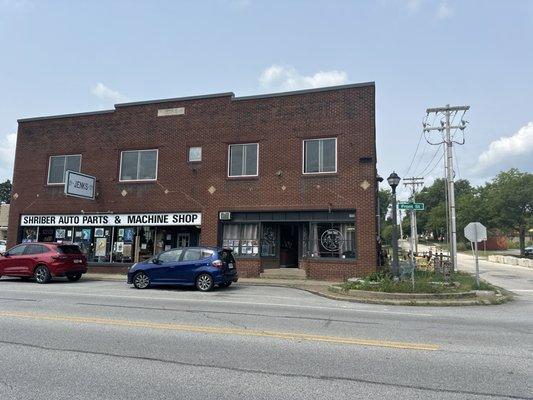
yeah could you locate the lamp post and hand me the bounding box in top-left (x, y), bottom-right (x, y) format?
top-left (387, 172), bottom-right (401, 277)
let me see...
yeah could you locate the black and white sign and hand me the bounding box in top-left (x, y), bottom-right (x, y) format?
top-left (21, 212), bottom-right (202, 227)
top-left (65, 170), bottom-right (96, 200)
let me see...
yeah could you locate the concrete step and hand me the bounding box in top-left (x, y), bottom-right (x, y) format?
top-left (260, 268), bottom-right (307, 280)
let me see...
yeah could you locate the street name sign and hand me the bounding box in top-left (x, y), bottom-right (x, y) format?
top-left (64, 170), bottom-right (96, 200)
top-left (398, 202), bottom-right (425, 211)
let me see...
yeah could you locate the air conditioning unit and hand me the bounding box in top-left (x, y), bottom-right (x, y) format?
top-left (219, 211), bottom-right (231, 221)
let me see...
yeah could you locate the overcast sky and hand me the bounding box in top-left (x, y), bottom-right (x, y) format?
top-left (1, 0), bottom-right (532, 200)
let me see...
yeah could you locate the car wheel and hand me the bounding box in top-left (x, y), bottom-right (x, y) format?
top-left (66, 273), bottom-right (82, 282)
top-left (34, 265), bottom-right (51, 284)
top-left (196, 273), bottom-right (214, 292)
top-left (133, 272), bottom-right (150, 289)
top-left (219, 282), bottom-right (231, 288)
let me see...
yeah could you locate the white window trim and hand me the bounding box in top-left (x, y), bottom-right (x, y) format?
top-left (302, 137), bottom-right (338, 174)
top-left (119, 149), bottom-right (159, 182)
top-left (47, 154), bottom-right (82, 186)
top-left (227, 143), bottom-right (259, 177)
top-left (188, 146), bottom-right (202, 162)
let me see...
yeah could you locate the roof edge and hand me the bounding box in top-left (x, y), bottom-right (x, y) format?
top-left (18, 109), bottom-right (115, 123)
top-left (233, 81), bottom-right (375, 101)
top-left (114, 92), bottom-right (235, 108)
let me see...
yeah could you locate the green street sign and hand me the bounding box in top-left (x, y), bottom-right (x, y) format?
top-left (398, 202), bottom-right (425, 211)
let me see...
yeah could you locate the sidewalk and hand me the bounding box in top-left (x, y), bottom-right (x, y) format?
top-left (85, 272), bottom-right (336, 296)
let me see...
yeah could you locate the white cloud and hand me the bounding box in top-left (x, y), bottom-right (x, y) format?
top-left (259, 65), bottom-right (348, 92)
top-left (0, 132), bottom-right (17, 181)
top-left (437, 2), bottom-right (453, 19)
top-left (91, 83), bottom-right (128, 103)
top-left (474, 122), bottom-right (533, 174)
top-left (404, 0), bottom-right (423, 14)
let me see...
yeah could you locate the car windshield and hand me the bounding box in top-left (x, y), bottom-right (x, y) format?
top-left (57, 245), bottom-right (82, 254)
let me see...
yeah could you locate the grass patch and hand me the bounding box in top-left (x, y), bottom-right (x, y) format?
top-left (343, 270), bottom-right (496, 294)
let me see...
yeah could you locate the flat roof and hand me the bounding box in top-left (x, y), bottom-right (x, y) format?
top-left (17, 81), bottom-right (375, 123)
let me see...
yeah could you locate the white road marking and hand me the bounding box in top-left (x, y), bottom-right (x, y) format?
top-left (0, 287), bottom-right (433, 317)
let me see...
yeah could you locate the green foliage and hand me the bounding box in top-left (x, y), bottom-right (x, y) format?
top-left (343, 271), bottom-right (496, 293)
top-left (0, 180), bottom-right (12, 204)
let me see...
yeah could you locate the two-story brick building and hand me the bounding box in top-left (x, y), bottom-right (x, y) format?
top-left (8, 82), bottom-right (378, 280)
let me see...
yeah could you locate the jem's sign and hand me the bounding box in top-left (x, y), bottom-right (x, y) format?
top-left (21, 213), bottom-right (202, 227)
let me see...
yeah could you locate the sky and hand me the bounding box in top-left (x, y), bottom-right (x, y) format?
top-left (1, 0), bottom-right (532, 201)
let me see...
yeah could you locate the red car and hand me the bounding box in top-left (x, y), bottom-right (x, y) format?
top-left (0, 242), bottom-right (88, 284)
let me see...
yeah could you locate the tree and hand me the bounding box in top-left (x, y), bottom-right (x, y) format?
top-left (0, 180), bottom-right (12, 204)
top-left (377, 188), bottom-right (391, 227)
top-left (484, 169), bottom-right (533, 256)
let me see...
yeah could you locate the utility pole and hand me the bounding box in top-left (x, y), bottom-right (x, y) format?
top-left (403, 177), bottom-right (424, 256)
top-left (423, 105), bottom-right (469, 272)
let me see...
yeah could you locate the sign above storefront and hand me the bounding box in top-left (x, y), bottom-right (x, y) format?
top-left (21, 212), bottom-right (202, 227)
top-left (65, 170), bottom-right (96, 200)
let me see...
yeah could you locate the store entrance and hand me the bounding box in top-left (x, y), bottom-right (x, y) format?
top-left (279, 224), bottom-right (298, 268)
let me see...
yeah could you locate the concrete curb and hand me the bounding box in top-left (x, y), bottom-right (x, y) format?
top-left (82, 273), bottom-right (512, 306)
top-left (327, 285), bottom-right (512, 306)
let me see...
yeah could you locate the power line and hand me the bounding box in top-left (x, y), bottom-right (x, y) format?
top-left (404, 130), bottom-right (425, 177)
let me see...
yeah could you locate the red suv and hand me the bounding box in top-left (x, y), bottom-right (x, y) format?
top-left (0, 243), bottom-right (88, 284)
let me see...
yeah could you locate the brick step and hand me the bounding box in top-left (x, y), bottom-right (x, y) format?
top-left (260, 268), bottom-right (307, 280)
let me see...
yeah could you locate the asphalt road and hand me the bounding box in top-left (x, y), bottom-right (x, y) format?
top-left (0, 274), bottom-right (532, 399)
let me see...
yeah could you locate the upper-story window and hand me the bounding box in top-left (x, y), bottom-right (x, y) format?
top-left (48, 154), bottom-right (81, 184)
top-left (188, 147), bottom-right (202, 162)
top-left (303, 138), bottom-right (337, 174)
top-left (119, 149), bottom-right (158, 182)
top-left (228, 143), bottom-right (258, 177)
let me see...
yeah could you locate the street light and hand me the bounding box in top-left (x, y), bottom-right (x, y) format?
top-left (387, 172), bottom-right (401, 277)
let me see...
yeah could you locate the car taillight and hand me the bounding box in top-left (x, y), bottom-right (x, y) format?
top-left (52, 254), bottom-right (68, 261)
top-left (212, 260), bottom-right (224, 268)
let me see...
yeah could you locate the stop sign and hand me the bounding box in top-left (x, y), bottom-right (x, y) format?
top-left (464, 222), bottom-right (487, 243)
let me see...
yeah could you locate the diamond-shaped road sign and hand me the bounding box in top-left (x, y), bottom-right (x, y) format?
top-left (464, 222), bottom-right (487, 243)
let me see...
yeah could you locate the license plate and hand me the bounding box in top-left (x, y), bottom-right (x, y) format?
top-left (73, 259), bottom-right (82, 264)
top-left (228, 263), bottom-right (234, 269)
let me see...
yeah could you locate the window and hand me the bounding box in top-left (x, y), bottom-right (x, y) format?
top-left (7, 245), bottom-right (26, 256)
top-left (303, 138), bottom-right (337, 174)
top-left (25, 245), bottom-right (47, 255)
top-left (189, 147), bottom-right (202, 162)
top-left (57, 245), bottom-right (82, 254)
top-left (183, 248), bottom-right (203, 261)
top-left (304, 222), bottom-right (356, 259)
top-left (48, 155), bottom-right (81, 184)
top-left (228, 143), bottom-right (258, 177)
top-left (222, 224), bottom-right (259, 256)
top-left (120, 149), bottom-right (158, 181)
top-left (158, 249), bottom-right (183, 263)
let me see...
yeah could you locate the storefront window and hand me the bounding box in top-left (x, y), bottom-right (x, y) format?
top-left (260, 223), bottom-right (277, 257)
top-left (222, 223), bottom-right (259, 256)
top-left (306, 222), bottom-right (356, 259)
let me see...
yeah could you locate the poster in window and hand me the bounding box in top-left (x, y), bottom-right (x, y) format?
top-left (75, 230), bottom-right (82, 238)
top-left (94, 228), bottom-right (105, 238)
top-left (95, 237), bottom-right (107, 257)
top-left (123, 228), bottom-right (134, 242)
top-left (122, 243), bottom-right (132, 257)
top-left (116, 242), bottom-right (124, 253)
top-left (118, 228), bottom-right (124, 237)
top-left (82, 229), bottom-right (92, 241)
top-left (55, 229), bottom-right (66, 239)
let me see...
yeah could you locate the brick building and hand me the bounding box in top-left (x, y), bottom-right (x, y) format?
top-left (8, 82), bottom-right (378, 280)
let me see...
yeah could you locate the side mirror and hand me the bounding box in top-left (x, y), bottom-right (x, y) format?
top-left (153, 258), bottom-right (161, 264)
top-left (2, 252), bottom-right (8, 257)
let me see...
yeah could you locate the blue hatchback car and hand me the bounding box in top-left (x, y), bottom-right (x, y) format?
top-left (127, 247), bottom-right (238, 291)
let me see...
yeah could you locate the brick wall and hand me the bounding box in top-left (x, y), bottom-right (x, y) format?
top-left (9, 83), bottom-right (378, 277)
